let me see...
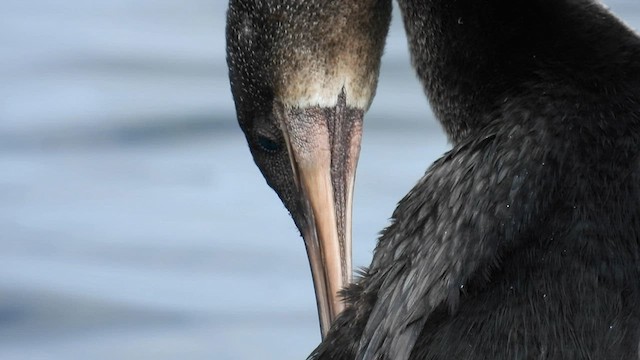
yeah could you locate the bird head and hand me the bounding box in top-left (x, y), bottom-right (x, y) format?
top-left (226, 0), bottom-right (391, 337)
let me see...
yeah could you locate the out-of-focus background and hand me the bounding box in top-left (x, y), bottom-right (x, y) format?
top-left (0, 1), bottom-right (637, 359)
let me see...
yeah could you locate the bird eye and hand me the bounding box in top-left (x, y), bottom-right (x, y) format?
top-left (256, 133), bottom-right (281, 153)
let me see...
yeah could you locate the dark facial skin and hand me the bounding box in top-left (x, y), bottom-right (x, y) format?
top-left (226, 0), bottom-right (391, 337)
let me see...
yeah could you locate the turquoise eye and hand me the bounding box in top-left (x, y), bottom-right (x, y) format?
top-left (256, 134), bottom-right (281, 153)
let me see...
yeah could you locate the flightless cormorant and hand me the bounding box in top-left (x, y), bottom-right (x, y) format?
top-left (227, 0), bottom-right (640, 358)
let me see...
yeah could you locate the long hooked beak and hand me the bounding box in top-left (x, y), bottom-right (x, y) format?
top-left (276, 96), bottom-right (363, 338)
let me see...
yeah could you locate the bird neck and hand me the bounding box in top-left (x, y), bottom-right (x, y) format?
top-left (397, 0), bottom-right (640, 143)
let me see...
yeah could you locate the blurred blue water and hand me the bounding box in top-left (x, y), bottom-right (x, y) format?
top-left (0, 1), bottom-right (638, 359)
